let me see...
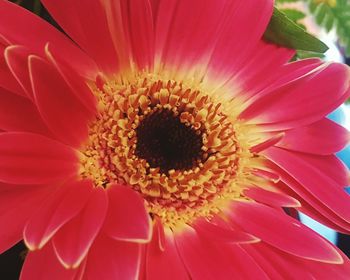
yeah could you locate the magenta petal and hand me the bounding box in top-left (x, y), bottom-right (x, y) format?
top-left (154, 0), bottom-right (228, 71)
top-left (243, 58), bottom-right (323, 104)
top-left (20, 242), bottom-right (79, 280)
top-left (277, 118), bottom-right (350, 155)
top-left (299, 247), bottom-right (350, 280)
top-left (24, 180), bottom-right (93, 250)
top-left (0, 37), bottom-right (27, 97)
top-left (208, 1), bottom-right (276, 81)
top-left (193, 217), bottom-right (260, 244)
top-left (229, 201), bottom-right (343, 263)
top-left (87, 0), bottom-right (155, 70)
top-left (221, 244), bottom-right (270, 279)
top-left (85, 234), bottom-right (141, 280)
top-left (128, 0), bottom-right (154, 69)
top-left (0, 0), bottom-right (97, 78)
top-left (45, 44), bottom-right (97, 115)
top-left (0, 132), bottom-right (77, 184)
top-left (241, 243), bottom-right (285, 279)
top-left (243, 187), bottom-right (301, 207)
top-left (275, 168), bottom-right (350, 233)
top-left (244, 242), bottom-right (316, 279)
top-left (4, 45), bottom-right (34, 99)
top-left (0, 87), bottom-right (51, 135)
top-left (0, 184), bottom-right (52, 254)
top-left (250, 132), bottom-right (284, 153)
top-left (42, 0), bottom-right (119, 73)
top-left (175, 224), bottom-right (235, 279)
top-left (146, 222), bottom-right (189, 280)
top-left (241, 63), bottom-right (350, 130)
top-left (175, 224), bottom-right (268, 279)
top-left (103, 185), bottom-right (152, 243)
top-left (52, 187), bottom-right (108, 268)
top-left (154, 0), bottom-right (275, 82)
top-left (263, 147), bottom-right (350, 223)
top-left (72, 260), bottom-right (87, 280)
top-left (246, 241), bottom-right (350, 279)
top-left (29, 55), bottom-right (92, 148)
top-left (275, 175), bottom-right (350, 233)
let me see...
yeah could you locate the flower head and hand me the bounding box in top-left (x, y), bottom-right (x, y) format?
top-left (0, 0), bottom-right (350, 279)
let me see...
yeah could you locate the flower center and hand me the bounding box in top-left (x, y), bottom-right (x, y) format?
top-left (135, 108), bottom-right (206, 173)
top-left (79, 73), bottom-right (252, 228)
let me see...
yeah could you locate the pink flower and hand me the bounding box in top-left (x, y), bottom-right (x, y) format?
top-left (0, 0), bottom-right (350, 279)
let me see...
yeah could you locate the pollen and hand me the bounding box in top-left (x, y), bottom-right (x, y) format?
top-left (79, 73), bottom-right (254, 228)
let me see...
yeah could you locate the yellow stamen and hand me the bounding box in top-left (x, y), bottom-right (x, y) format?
top-left (79, 72), bottom-right (259, 229)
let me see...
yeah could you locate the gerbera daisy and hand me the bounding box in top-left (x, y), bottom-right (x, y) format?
top-left (1, 0), bottom-right (350, 279)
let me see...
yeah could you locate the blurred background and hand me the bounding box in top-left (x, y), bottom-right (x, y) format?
top-left (1, 0), bottom-right (350, 279)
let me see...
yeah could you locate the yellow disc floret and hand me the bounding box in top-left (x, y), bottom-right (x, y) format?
top-left (79, 72), bottom-right (255, 228)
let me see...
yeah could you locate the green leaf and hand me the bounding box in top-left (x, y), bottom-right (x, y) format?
top-left (295, 50), bottom-right (325, 59)
top-left (315, 3), bottom-right (328, 25)
top-left (307, 0), bottom-right (350, 57)
top-left (263, 7), bottom-right (329, 53)
top-left (33, 0), bottom-right (42, 15)
top-left (279, 8), bottom-right (307, 30)
top-left (324, 13), bottom-right (335, 32)
top-left (280, 8), bottom-right (306, 22)
top-left (276, 0), bottom-right (300, 3)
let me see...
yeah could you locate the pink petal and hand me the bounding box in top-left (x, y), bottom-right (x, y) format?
top-left (152, 217), bottom-right (166, 251)
top-left (146, 221), bottom-right (189, 280)
top-left (299, 247), bottom-right (350, 279)
top-left (302, 153), bottom-right (350, 187)
top-left (154, 0), bottom-right (277, 85)
top-left (243, 187), bottom-right (301, 207)
top-left (241, 63), bottom-right (350, 130)
top-left (175, 224), bottom-right (268, 279)
top-left (124, 0), bottom-right (154, 69)
top-left (42, 0), bottom-right (119, 73)
top-left (85, 234), bottom-right (141, 280)
top-left (24, 180), bottom-right (93, 250)
top-left (242, 58), bottom-right (323, 105)
top-left (221, 244), bottom-right (270, 279)
top-left (20, 242), bottom-right (79, 280)
top-left (263, 147), bottom-right (350, 223)
top-left (102, 0), bottom-right (155, 70)
top-left (243, 242), bottom-right (315, 279)
top-left (275, 151), bottom-right (349, 187)
top-left (0, 36), bottom-right (26, 96)
top-left (0, 184), bottom-right (52, 254)
top-left (52, 187), bottom-right (108, 268)
top-left (0, 132), bottom-right (78, 184)
top-left (250, 132), bottom-right (284, 153)
top-left (252, 168), bottom-right (280, 182)
top-left (0, 87), bottom-right (51, 135)
top-left (274, 170), bottom-right (350, 233)
top-left (0, 34), bottom-right (10, 50)
top-left (29, 55), bottom-right (93, 148)
top-left (4, 45), bottom-right (33, 99)
top-left (213, 40), bottom-right (294, 95)
top-left (229, 201), bottom-right (343, 263)
top-left (175, 225), bottom-right (235, 279)
top-left (299, 200), bottom-right (350, 234)
top-left (207, 1), bottom-right (278, 81)
top-left (193, 217), bottom-right (260, 244)
top-left (45, 44), bottom-right (97, 115)
top-left (241, 243), bottom-right (285, 279)
top-left (0, 0), bottom-right (97, 79)
top-left (103, 185), bottom-right (152, 243)
top-left (277, 118), bottom-right (350, 155)
top-left (72, 260), bottom-right (87, 280)
top-left (154, 0), bottom-right (227, 72)
top-left (247, 241), bottom-right (350, 279)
